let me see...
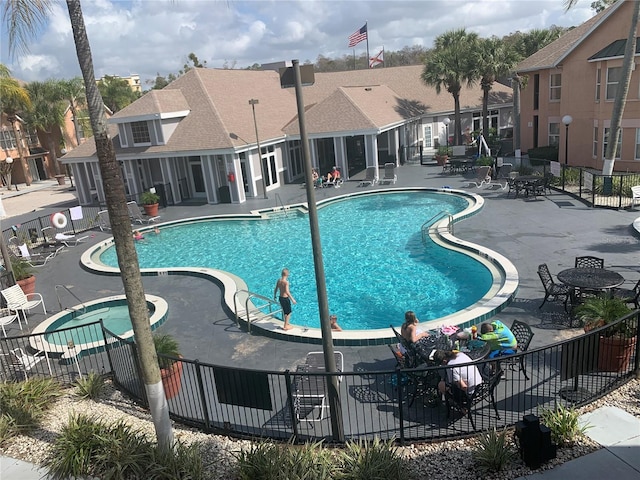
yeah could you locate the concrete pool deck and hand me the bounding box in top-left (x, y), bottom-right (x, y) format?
top-left (3, 162), bottom-right (640, 373)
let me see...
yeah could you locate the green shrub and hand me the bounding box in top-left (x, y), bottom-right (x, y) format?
top-left (339, 437), bottom-right (406, 480)
top-left (45, 414), bottom-right (203, 480)
top-left (0, 415), bottom-right (16, 445)
top-left (74, 372), bottom-right (106, 400)
top-left (472, 428), bottom-right (514, 473)
top-left (476, 156), bottom-right (494, 166)
top-left (527, 145), bottom-right (558, 162)
top-left (235, 440), bottom-right (332, 480)
top-left (0, 378), bottom-right (60, 437)
top-left (541, 404), bottom-right (590, 447)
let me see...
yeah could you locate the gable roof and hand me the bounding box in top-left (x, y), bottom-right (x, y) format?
top-left (516, 2), bottom-right (621, 73)
top-left (111, 90), bottom-right (189, 120)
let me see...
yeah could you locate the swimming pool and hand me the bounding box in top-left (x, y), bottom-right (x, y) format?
top-left (89, 189), bottom-right (516, 335)
top-left (32, 295), bottom-right (169, 355)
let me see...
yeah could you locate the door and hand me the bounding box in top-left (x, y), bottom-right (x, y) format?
top-left (189, 157), bottom-right (206, 198)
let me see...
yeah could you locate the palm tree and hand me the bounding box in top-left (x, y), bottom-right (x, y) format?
top-left (59, 76), bottom-right (87, 146)
top-left (24, 80), bottom-right (66, 176)
top-left (476, 37), bottom-right (520, 140)
top-left (97, 75), bottom-right (139, 113)
top-left (2, 0), bottom-right (173, 450)
top-left (422, 29), bottom-right (480, 145)
top-left (0, 63), bottom-right (31, 188)
top-left (565, 0), bottom-right (640, 174)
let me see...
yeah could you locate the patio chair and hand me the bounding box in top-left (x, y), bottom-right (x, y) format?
top-left (359, 167), bottom-right (378, 187)
top-left (486, 163), bottom-right (512, 190)
top-left (500, 320), bottom-right (534, 380)
top-left (575, 256), bottom-right (604, 269)
top-left (10, 346), bottom-right (52, 380)
top-left (445, 362), bottom-right (502, 431)
top-left (379, 163), bottom-right (397, 185)
top-left (128, 200), bottom-right (160, 224)
top-left (613, 279), bottom-right (640, 309)
top-left (97, 210), bottom-right (111, 231)
top-left (466, 166), bottom-right (491, 188)
top-left (631, 185), bottom-right (640, 208)
top-left (390, 325), bottom-right (422, 368)
top-left (291, 351), bottom-right (343, 422)
top-left (388, 344), bottom-right (439, 407)
top-left (53, 232), bottom-right (88, 247)
top-left (12, 241), bottom-right (60, 267)
top-left (1, 284), bottom-right (46, 325)
top-left (537, 264), bottom-right (571, 312)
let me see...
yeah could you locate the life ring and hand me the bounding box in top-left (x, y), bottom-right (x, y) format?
top-left (51, 212), bottom-right (68, 229)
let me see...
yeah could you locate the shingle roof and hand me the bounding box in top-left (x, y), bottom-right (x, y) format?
top-left (516, 3), bottom-right (620, 73)
top-left (63, 64), bottom-right (512, 160)
top-left (588, 37), bottom-right (640, 61)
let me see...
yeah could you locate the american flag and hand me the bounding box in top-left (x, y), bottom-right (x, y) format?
top-left (348, 24), bottom-right (367, 48)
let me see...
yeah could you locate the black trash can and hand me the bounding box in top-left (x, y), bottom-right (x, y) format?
top-left (218, 185), bottom-right (231, 204)
top-left (602, 176), bottom-right (613, 196)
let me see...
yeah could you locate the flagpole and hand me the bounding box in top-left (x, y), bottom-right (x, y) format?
top-left (353, 49), bottom-right (356, 70)
top-left (365, 21), bottom-right (369, 71)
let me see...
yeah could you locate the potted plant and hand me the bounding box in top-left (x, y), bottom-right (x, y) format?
top-left (435, 146), bottom-right (452, 166)
top-left (140, 190), bottom-right (160, 217)
top-left (153, 333), bottom-right (183, 400)
top-left (575, 296), bottom-right (635, 372)
top-left (11, 257), bottom-right (36, 295)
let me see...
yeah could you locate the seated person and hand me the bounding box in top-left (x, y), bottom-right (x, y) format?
top-left (433, 349), bottom-right (482, 410)
top-left (325, 166), bottom-right (341, 183)
top-left (133, 230), bottom-right (144, 241)
top-left (330, 314), bottom-right (342, 331)
top-left (400, 310), bottom-right (429, 344)
top-left (478, 320), bottom-right (517, 358)
top-left (312, 169), bottom-right (322, 188)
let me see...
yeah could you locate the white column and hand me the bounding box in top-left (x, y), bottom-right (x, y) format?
top-left (333, 137), bottom-right (348, 179)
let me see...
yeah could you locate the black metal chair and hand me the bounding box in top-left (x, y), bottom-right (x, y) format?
top-left (613, 279), bottom-right (640, 309)
top-left (537, 263), bottom-right (571, 312)
top-left (575, 256), bottom-right (605, 269)
top-left (501, 320), bottom-right (534, 380)
top-left (388, 341), bottom-right (438, 407)
top-left (445, 362), bottom-right (502, 430)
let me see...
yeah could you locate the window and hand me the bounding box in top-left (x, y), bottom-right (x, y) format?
top-left (603, 127), bottom-right (622, 159)
top-left (130, 121), bottom-right (150, 144)
top-left (606, 67), bottom-right (621, 100)
top-left (261, 145), bottom-right (277, 187)
top-left (0, 130), bottom-right (16, 150)
top-left (549, 73), bottom-right (561, 101)
top-left (423, 125), bottom-right (432, 148)
top-left (288, 140), bottom-right (303, 177)
top-left (593, 127), bottom-right (599, 157)
top-left (548, 122), bottom-right (560, 146)
top-left (25, 129), bottom-right (39, 146)
top-left (472, 110), bottom-right (499, 132)
top-left (635, 129), bottom-right (640, 160)
top-left (595, 68), bottom-right (601, 101)
top-left (533, 74), bottom-right (540, 110)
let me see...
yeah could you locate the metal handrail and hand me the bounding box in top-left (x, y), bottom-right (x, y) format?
top-left (421, 210), bottom-right (452, 243)
top-left (233, 289), bottom-right (283, 332)
top-left (274, 193), bottom-right (288, 217)
top-left (55, 284), bottom-right (87, 314)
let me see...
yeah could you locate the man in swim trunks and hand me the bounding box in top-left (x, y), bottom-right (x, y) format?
top-left (274, 268), bottom-right (296, 330)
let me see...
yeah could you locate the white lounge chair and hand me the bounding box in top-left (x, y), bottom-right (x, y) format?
top-left (97, 210), bottom-right (111, 231)
top-left (466, 166), bottom-right (492, 188)
top-left (10, 346), bottom-right (52, 379)
top-left (1, 284), bottom-right (46, 325)
top-left (128, 201), bottom-right (160, 224)
top-left (12, 241), bottom-right (61, 267)
top-left (486, 163), bottom-right (513, 190)
top-left (359, 167), bottom-right (378, 187)
top-left (292, 351), bottom-right (343, 422)
top-left (632, 185), bottom-right (640, 208)
top-left (379, 163), bottom-right (397, 185)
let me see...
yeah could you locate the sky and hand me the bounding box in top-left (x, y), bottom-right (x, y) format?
top-left (0, 0), bottom-right (595, 88)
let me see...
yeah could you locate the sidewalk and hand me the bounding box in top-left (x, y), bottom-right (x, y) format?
top-left (2, 406), bottom-right (639, 479)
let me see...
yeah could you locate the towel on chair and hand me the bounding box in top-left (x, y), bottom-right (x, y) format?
top-left (69, 206), bottom-right (83, 221)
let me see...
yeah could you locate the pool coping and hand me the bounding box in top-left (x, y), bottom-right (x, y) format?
top-left (79, 187), bottom-right (519, 346)
top-left (31, 294), bottom-right (169, 355)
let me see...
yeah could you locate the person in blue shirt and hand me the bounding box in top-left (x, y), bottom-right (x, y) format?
top-left (479, 320), bottom-right (517, 358)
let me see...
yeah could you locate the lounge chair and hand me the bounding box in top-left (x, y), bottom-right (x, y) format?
top-left (379, 163), bottom-right (397, 185)
top-left (359, 167), bottom-right (378, 187)
top-left (97, 210), bottom-right (111, 231)
top-left (466, 165), bottom-right (492, 188)
top-left (128, 201), bottom-right (160, 224)
top-left (54, 232), bottom-right (88, 247)
top-left (486, 163), bottom-right (512, 190)
top-left (1, 284), bottom-right (46, 325)
top-left (631, 185), bottom-right (640, 208)
top-left (10, 240), bottom-right (61, 267)
top-left (10, 346), bottom-right (52, 380)
top-left (291, 351), bottom-right (343, 422)
top-left (323, 168), bottom-right (343, 188)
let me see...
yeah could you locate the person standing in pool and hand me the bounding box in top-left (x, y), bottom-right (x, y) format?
top-left (274, 268), bottom-right (296, 330)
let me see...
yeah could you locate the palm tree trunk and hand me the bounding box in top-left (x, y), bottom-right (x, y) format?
top-left (453, 93), bottom-right (462, 145)
top-left (482, 85), bottom-right (490, 140)
top-left (603, 0), bottom-right (640, 175)
top-left (47, 136), bottom-right (60, 176)
top-left (65, 0), bottom-right (173, 451)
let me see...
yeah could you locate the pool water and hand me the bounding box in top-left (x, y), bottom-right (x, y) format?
top-left (100, 191), bottom-right (492, 330)
top-left (45, 304), bottom-right (147, 346)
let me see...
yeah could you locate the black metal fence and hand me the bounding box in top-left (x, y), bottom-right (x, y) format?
top-left (1, 312), bottom-right (638, 443)
top-left (500, 156), bottom-right (640, 209)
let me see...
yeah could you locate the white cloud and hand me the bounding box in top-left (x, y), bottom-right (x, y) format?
top-left (0, 0), bottom-right (598, 85)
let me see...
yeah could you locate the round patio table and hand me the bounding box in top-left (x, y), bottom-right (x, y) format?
top-left (557, 267), bottom-right (624, 291)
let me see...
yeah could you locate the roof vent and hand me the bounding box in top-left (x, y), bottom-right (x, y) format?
top-left (364, 87), bottom-right (372, 91)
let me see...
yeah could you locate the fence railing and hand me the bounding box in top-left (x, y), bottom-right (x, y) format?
top-left (1, 311), bottom-right (638, 443)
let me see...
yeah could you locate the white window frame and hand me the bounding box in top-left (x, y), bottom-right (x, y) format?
top-left (603, 127), bottom-right (622, 159)
top-left (549, 73), bottom-right (561, 101)
top-left (0, 130), bottom-right (16, 150)
top-left (593, 126), bottom-right (599, 158)
top-left (548, 122), bottom-right (560, 146)
top-left (131, 121), bottom-right (151, 146)
top-left (595, 68), bottom-right (601, 101)
top-left (423, 125), bottom-right (432, 148)
top-left (606, 66), bottom-right (621, 101)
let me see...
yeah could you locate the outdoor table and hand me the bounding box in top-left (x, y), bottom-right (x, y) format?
top-left (557, 267), bottom-right (624, 292)
top-left (415, 334), bottom-right (490, 363)
top-left (511, 175), bottom-right (541, 198)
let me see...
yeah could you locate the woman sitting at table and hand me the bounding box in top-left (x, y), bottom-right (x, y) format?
top-left (433, 349), bottom-right (482, 410)
top-left (401, 311), bottom-right (430, 344)
top-left (478, 320), bottom-right (517, 358)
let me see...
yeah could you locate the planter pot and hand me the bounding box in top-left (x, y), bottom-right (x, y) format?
top-left (435, 155), bottom-right (449, 166)
top-left (55, 174), bottom-right (66, 186)
top-left (161, 357), bottom-right (184, 400)
top-left (598, 335), bottom-right (636, 372)
top-left (143, 203), bottom-right (159, 217)
top-left (17, 276), bottom-right (36, 296)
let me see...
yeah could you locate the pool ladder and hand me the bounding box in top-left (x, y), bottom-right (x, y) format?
top-left (233, 289), bottom-right (283, 333)
top-left (421, 210), bottom-right (453, 244)
top-left (55, 285), bottom-right (87, 315)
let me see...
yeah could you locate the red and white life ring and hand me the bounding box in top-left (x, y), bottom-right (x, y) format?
top-left (51, 212), bottom-right (68, 229)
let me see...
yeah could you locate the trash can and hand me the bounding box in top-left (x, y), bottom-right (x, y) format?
top-left (602, 176), bottom-right (613, 196)
top-left (218, 186), bottom-right (231, 204)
